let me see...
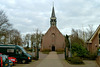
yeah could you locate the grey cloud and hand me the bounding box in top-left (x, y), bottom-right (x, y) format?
top-left (0, 0), bottom-right (100, 35)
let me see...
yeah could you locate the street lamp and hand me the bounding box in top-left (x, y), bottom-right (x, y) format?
top-left (68, 36), bottom-right (72, 57)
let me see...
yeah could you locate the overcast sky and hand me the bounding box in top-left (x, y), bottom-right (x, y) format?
top-left (0, 0), bottom-right (100, 35)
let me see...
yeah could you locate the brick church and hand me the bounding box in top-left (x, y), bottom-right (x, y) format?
top-left (41, 6), bottom-right (65, 51)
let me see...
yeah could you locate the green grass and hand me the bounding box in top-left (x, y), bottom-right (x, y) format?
top-left (57, 51), bottom-right (64, 54)
top-left (42, 51), bottom-right (50, 54)
top-left (41, 49), bottom-right (51, 54)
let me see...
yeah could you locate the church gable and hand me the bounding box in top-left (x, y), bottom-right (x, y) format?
top-left (44, 26), bottom-right (64, 38)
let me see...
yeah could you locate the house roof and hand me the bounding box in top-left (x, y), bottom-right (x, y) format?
top-left (88, 25), bottom-right (100, 43)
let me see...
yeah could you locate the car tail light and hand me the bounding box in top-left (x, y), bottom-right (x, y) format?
top-left (28, 57), bottom-right (30, 60)
top-left (5, 63), bottom-right (8, 66)
top-left (16, 60), bottom-right (17, 62)
top-left (1, 57), bottom-right (3, 67)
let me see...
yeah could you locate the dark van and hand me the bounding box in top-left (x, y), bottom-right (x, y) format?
top-left (0, 45), bottom-right (32, 63)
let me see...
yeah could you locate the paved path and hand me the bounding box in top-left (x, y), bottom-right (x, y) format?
top-left (36, 52), bottom-right (64, 67)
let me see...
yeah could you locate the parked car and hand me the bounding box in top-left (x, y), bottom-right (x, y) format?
top-left (0, 54), bottom-right (11, 67)
top-left (8, 57), bottom-right (17, 65)
top-left (0, 45), bottom-right (32, 63)
top-left (9, 60), bottom-right (13, 67)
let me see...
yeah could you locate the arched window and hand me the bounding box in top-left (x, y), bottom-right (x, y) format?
top-left (52, 33), bottom-right (55, 38)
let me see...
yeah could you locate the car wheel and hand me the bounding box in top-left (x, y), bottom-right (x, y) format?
top-left (8, 65), bottom-right (12, 67)
top-left (22, 60), bottom-right (26, 64)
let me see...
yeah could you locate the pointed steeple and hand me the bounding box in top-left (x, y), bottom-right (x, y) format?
top-left (51, 6), bottom-right (56, 17)
top-left (50, 5), bottom-right (57, 27)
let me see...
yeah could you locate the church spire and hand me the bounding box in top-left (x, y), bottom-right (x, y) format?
top-left (50, 5), bottom-right (57, 27)
top-left (51, 6), bottom-right (55, 17)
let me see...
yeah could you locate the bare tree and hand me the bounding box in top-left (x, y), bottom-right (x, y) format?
top-left (25, 34), bottom-right (31, 48)
top-left (31, 29), bottom-right (42, 48)
top-left (0, 10), bottom-right (8, 28)
top-left (0, 10), bottom-right (12, 44)
top-left (70, 29), bottom-right (84, 46)
top-left (70, 25), bottom-right (94, 47)
top-left (0, 10), bottom-right (22, 45)
top-left (86, 25), bottom-right (94, 39)
top-left (9, 29), bottom-right (22, 45)
top-left (31, 34), bottom-right (35, 49)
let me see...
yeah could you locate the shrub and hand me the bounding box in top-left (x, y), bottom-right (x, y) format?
top-left (41, 49), bottom-right (51, 54)
top-left (56, 49), bottom-right (64, 52)
top-left (67, 57), bottom-right (72, 61)
top-left (67, 57), bottom-right (84, 64)
top-left (71, 43), bottom-right (88, 57)
top-left (86, 53), bottom-right (97, 60)
top-left (56, 49), bottom-right (64, 54)
top-left (33, 57), bottom-right (38, 60)
top-left (41, 49), bottom-right (51, 52)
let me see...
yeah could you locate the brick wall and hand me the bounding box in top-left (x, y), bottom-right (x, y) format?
top-left (88, 33), bottom-right (99, 53)
top-left (41, 26), bottom-right (65, 51)
top-left (96, 56), bottom-right (100, 67)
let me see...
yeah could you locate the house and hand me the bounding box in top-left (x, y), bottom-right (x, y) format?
top-left (87, 25), bottom-right (100, 53)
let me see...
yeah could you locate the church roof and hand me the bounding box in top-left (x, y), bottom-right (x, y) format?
top-left (43, 26), bottom-right (64, 38)
top-left (87, 25), bottom-right (100, 43)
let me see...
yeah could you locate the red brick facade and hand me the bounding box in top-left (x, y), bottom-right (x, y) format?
top-left (41, 26), bottom-right (65, 51)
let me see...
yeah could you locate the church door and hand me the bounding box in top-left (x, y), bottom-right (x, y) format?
top-left (52, 46), bottom-right (55, 51)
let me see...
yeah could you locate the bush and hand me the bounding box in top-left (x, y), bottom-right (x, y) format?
top-left (71, 43), bottom-right (88, 57)
top-left (67, 57), bottom-right (72, 61)
top-left (41, 49), bottom-right (51, 54)
top-left (85, 53), bottom-right (97, 60)
top-left (56, 49), bottom-right (64, 54)
top-left (41, 49), bottom-right (51, 52)
top-left (33, 57), bottom-right (38, 60)
top-left (56, 49), bottom-right (64, 52)
top-left (67, 57), bottom-right (84, 64)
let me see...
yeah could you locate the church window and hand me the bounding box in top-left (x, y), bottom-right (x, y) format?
top-left (52, 33), bottom-right (55, 37)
